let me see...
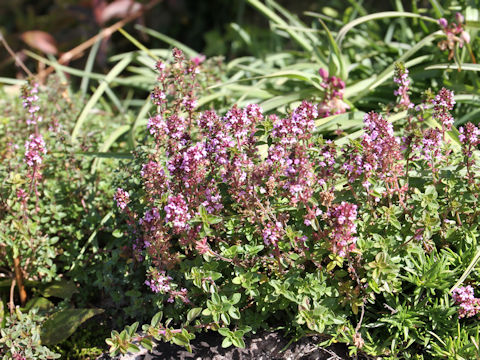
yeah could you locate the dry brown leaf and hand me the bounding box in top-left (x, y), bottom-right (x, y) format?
top-left (100, 0), bottom-right (142, 24)
top-left (20, 30), bottom-right (58, 55)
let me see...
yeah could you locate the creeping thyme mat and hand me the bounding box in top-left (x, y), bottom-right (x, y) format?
top-left (106, 47), bottom-right (480, 358)
top-left (3, 3), bottom-right (480, 359)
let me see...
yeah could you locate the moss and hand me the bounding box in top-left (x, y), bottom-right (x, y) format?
top-left (49, 318), bottom-right (110, 360)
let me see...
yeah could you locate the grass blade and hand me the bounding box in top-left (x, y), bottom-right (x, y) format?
top-left (134, 25), bottom-right (198, 58)
top-left (71, 55), bottom-right (132, 141)
top-left (91, 125), bottom-right (131, 173)
top-left (246, 0), bottom-right (313, 53)
top-left (336, 12), bottom-right (437, 47)
top-left (450, 246), bottom-right (480, 293)
top-left (118, 27), bottom-right (159, 61)
top-left (80, 34), bottom-right (102, 97)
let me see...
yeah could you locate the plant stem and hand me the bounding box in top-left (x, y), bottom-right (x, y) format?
top-left (13, 257), bottom-right (27, 307)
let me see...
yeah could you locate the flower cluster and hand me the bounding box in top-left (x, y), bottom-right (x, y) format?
top-left (459, 122), bottom-right (480, 183)
top-left (317, 140), bottom-right (337, 187)
top-left (271, 101), bottom-right (317, 144)
top-left (318, 68), bottom-right (349, 117)
top-left (459, 122), bottom-right (480, 156)
top-left (145, 269), bottom-right (172, 293)
top-left (147, 114), bottom-right (167, 139)
top-left (21, 81), bottom-right (42, 126)
top-left (343, 112), bottom-right (404, 198)
top-left (224, 104), bottom-right (263, 146)
top-left (114, 188), bottom-right (130, 211)
top-left (393, 63), bottom-right (413, 110)
top-left (164, 194), bottom-right (192, 233)
top-left (326, 202), bottom-right (358, 258)
top-left (432, 88), bottom-right (455, 132)
top-left (412, 128), bottom-right (443, 174)
top-left (24, 134), bottom-right (47, 167)
top-left (438, 13), bottom-right (470, 60)
top-left (145, 268), bottom-right (189, 303)
top-left (262, 221), bottom-right (284, 247)
top-left (141, 160), bottom-right (168, 200)
top-left (452, 286), bottom-right (480, 318)
top-left (266, 101), bottom-right (318, 206)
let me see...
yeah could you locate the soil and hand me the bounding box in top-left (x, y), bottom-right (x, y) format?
top-left (96, 331), bottom-right (370, 360)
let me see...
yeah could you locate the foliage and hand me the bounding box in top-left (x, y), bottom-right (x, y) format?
top-left (4, 1), bottom-right (480, 359)
top-left (0, 307), bottom-right (60, 360)
top-left (105, 45), bottom-right (480, 359)
top-left (0, 72), bottom-right (115, 356)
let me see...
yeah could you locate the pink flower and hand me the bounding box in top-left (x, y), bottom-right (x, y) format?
top-left (24, 134), bottom-right (47, 167)
top-left (21, 81), bottom-right (43, 125)
top-left (191, 54), bottom-right (206, 66)
top-left (164, 194), bottom-right (191, 233)
top-left (432, 87), bottom-right (455, 132)
top-left (114, 188), bottom-right (130, 211)
top-left (438, 18), bottom-right (448, 28)
top-left (317, 71), bottom-right (349, 117)
top-left (145, 269), bottom-right (172, 293)
top-left (327, 202), bottom-right (358, 257)
top-left (452, 286), bottom-right (480, 318)
top-left (262, 221), bottom-right (284, 247)
top-left (393, 64), bottom-right (413, 109)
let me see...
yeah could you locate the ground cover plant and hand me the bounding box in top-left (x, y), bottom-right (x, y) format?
top-left (3, 1), bottom-right (480, 359)
top-left (105, 48), bottom-right (480, 359)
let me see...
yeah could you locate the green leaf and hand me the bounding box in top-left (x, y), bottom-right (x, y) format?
top-left (221, 337), bottom-right (233, 348)
top-left (151, 311), bottom-right (163, 327)
top-left (80, 33), bottom-right (102, 96)
top-left (187, 308), bottom-right (203, 322)
top-left (127, 344), bottom-right (141, 353)
top-left (135, 25), bottom-right (198, 58)
top-left (451, 245), bottom-right (480, 293)
top-left (172, 333), bottom-right (190, 347)
top-left (218, 327), bottom-right (231, 336)
top-left (425, 63), bottom-right (480, 72)
top-left (140, 338), bottom-right (154, 350)
top-left (228, 307), bottom-right (241, 320)
top-left (317, 18), bottom-right (346, 79)
top-left (23, 297), bottom-right (54, 312)
top-left (231, 293), bottom-right (241, 305)
top-left (0, 299), bottom-right (4, 328)
top-left (221, 313), bottom-right (231, 325)
top-left (232, 336), bottom-right (246, 348)
top-left (118, 28), bottom-right (159, 62)
top-left (246, 0), bottom-right (313, 53)
top-left (41, 281), bottom-right (78, 300)
top-left (127, 322), bottom-right (139, 336)
top-left (41, 308), bottom-right (104, 345)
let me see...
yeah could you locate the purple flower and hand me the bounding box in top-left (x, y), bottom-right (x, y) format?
top-left (24, 134), bottom-right (47, 167)
top-left (262, 221), bottom-right (284, 247)
top-left (317, 71), bottom-right (349, 117)
top-left (452, 286), bottom-right (480, 318)
top-left (393, 64), bottom-right (413, 109)
top-left (432, 88), bottom-right (455, 132)
top-left (164, 194), bottom-right (191, 233)
top-left (146, 269), bottom-right (172, 293)
top-left (114, 188), bottom-right (130, 211)
top-left (21, 81), bottom-right (43, 125)
top-left (438, 18), bottom-right (448, 28)
top-left (326, 202), bottom-right (358, 257)
top-left (147, 114), bottom-right (167, 137)
top-left (343, 112), bottom-right (404, 192)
